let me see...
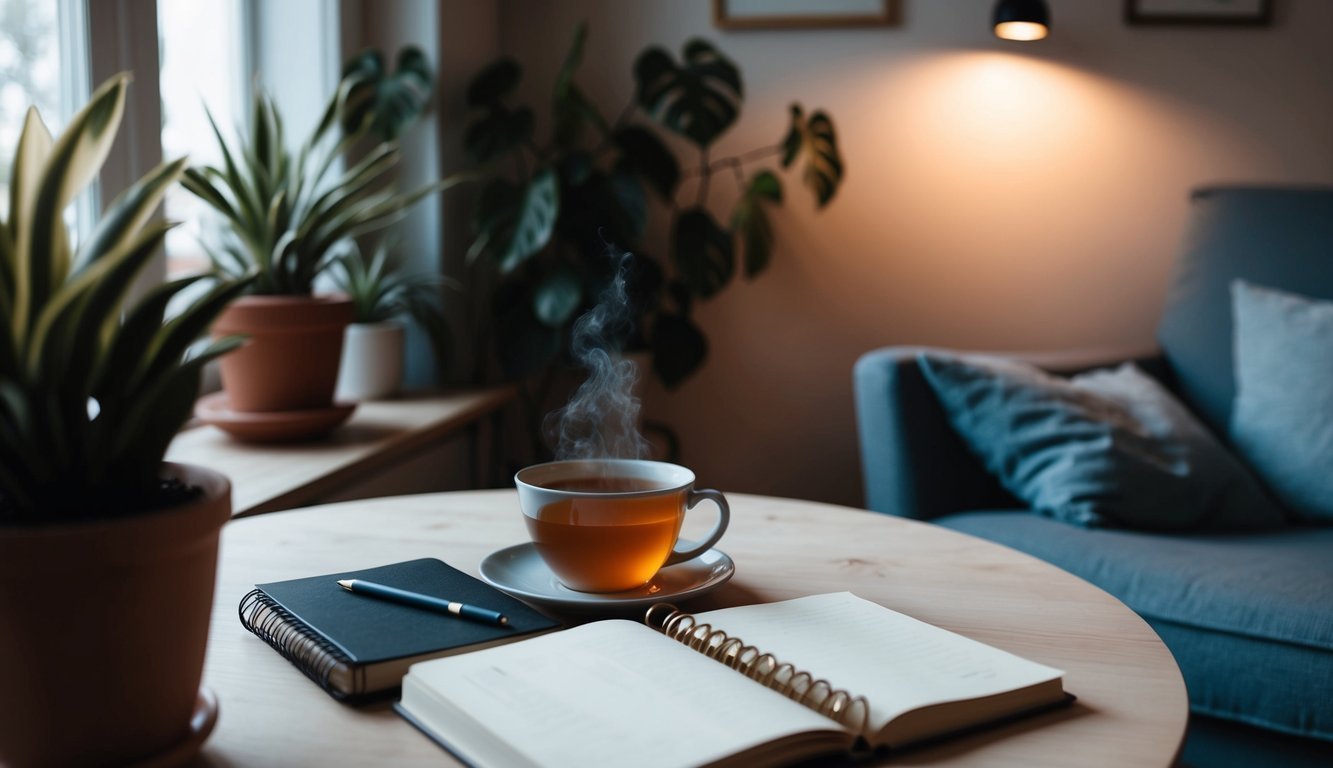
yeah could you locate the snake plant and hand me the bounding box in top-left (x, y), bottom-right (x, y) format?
top-left (0, 75), bottom-right (253, 524)
top-left (184, 68), bottom-right (457, 296)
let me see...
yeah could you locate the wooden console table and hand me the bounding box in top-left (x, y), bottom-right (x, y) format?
top-left (197, 491), bottom-right (1188, 766)
top-left (167, 388), bottom-right (513, 517)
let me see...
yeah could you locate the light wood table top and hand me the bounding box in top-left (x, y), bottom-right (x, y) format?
top-left (195, 491), bottom-right (1187, 767)
top-left (167, 389), bottom-right (512, 517)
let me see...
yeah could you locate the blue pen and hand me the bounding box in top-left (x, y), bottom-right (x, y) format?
top-left (336, 579), bottom-right (509, 626)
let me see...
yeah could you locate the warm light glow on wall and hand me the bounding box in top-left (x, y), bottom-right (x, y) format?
top-left (995, 20), bottom-right (1048, 41)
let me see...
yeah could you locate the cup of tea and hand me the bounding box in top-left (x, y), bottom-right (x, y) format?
top-left (514, 459), bottom-right (730, 593)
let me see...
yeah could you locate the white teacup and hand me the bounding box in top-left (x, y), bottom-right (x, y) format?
top-left (515, 459), bottom-right (730, 592)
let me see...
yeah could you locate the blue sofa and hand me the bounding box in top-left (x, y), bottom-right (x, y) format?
top-left (853, 187), bottom-right (1333, 765)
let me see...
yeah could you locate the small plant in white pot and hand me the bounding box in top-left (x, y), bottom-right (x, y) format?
top-left (332, 241), bottom-right (451, 400)
top-left (0, 76), bottom-right (252, 766)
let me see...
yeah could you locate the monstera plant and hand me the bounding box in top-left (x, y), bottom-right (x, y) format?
top-left (462, 23), bottom-right (844, 393)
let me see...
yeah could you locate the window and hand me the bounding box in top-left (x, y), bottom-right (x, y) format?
top-left (1, 0), bottom-right (90, 234)
top-left (157, 0), bottom-right (250, 277)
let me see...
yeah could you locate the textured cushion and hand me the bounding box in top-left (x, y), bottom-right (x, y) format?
top-left (1231, 281), bottom-right (1333, 523)
top-left (937, 511), bottom-right (1333, 740)
top-left (918, 354), bottom-right (1284, 530)
top-left (1157, 187), bottom-right (1333, 436)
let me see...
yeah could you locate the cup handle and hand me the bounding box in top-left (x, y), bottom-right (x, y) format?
top-left (664, 488), bottom-right (730, 566)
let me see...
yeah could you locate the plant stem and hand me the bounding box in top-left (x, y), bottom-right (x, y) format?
top-left (682, 144), bottom-right (784, 179)
top-left (696, 146), bottom-right (711, 207)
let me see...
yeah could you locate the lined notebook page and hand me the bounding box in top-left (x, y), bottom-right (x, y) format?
top-left (695, 592), bottom-right (1064, 731)
top-left (406, 620), bottom-right (847, 768)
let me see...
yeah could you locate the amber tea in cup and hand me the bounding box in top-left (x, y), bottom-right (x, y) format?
top-left (514, 459), bottom-right (730, 593)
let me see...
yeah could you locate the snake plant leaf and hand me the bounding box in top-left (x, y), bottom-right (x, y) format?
top-left (464, 104), bottom-right (535, 164)
top-left (91, 275), bottom-right (207, 405)
top-left (533, 267), bottom-right (583, 327)
top-left (732, 170), bottom-right (783, 279)
top-left (612, 125), bottom-right (680, 200)
top-left (79, 158), bottom-right (187, 270)
top-left (15, 76), bottom-right (126, 339)
top-left (634, 39), bottom-right (742, 148)
top-left (780, 104), bottom-right (844, 208)
top-left (500, 169), bottom-right (559, 273)
top-left (135, 275), bottom-right (254, 395)
top-left (651, 310), bottom-right (708, 389)
top-left (26, 223), bottom-right (173, 383)
top-left (8, 107), bottom-right (52, 258)
top-left (672, 207), bottom-right (734, 299)
top-left (341, 46), bottom-right (433, 142)
top-left (202, 102), bottom-right (264, 235)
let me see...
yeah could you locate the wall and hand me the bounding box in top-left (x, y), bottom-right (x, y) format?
top-left (474, 0), bottom-right (1333, 507)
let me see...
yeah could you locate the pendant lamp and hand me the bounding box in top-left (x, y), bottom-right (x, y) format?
top-left (993, 0), bottom-right (1050, 41)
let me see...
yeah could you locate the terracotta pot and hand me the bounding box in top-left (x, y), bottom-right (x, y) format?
top-left (0, 463), bottom-right (231, 767)
top-left (335, 320), bottom-right (406, 402)
top-left (213, 294), bottom-right (354, 412)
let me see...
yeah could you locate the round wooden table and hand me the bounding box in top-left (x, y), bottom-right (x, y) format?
top-left (194, 491), bottom-right (1187, 767)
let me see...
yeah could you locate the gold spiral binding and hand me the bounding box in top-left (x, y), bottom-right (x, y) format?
top-left (645, 603), bottom-right (871, 735)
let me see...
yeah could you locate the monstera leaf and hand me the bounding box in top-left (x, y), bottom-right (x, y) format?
top-left (612, 125), bottom-right (680, 200)
top-left (781, 104), bottom-right (843, 208)
top-left (464, 59), bottom-right (534, 163)
top-left (651, 311), bottom-right (708, 389)
top-left (634, 39), bottom-right (742, 147)
top-left (732, 170), bottom-right (783, 278)
top-left (341, 46), bottom-right (433, 142)
top-left (501, 170), bottom-right (560, 273)
top-left (533, 267), bottom-right (583, 327)
top-left (672, 208), bottom-right (734, 299)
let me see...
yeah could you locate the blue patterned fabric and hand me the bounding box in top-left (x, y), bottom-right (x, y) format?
top-left (937, 511), bottom-right (1333, 741)
top-left (1231, 281), bottom-right (1333, 523)
top-left (917, 354), bottom-right (1284, 530)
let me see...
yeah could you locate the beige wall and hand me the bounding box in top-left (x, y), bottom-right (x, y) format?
top-left (477, 0), bottom-right (1333, 506)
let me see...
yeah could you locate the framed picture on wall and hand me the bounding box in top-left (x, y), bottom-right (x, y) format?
top-left (1126, 0), bottom-right (1273, 26)
top-left (713, 0), bottom-right (898, 30)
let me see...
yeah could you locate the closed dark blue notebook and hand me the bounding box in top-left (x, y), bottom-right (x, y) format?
top-left (238, 558), bottom-right (560, 701)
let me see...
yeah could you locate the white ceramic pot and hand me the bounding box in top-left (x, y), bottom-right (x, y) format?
top-left (336, 320), bottom-right (406, 401)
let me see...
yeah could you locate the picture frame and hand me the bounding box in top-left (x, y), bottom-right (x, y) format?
top-left (1125, 0), bottom-right (1273, 26)
top-left (712, 0), bottom-right (897, 30)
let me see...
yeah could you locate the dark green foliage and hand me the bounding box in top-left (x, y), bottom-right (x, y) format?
top-left (0, 76), bottom-right (253, 523)
top-left (341, 46), bottom-right (434, 143)
top-left (461, 22), bottom-right (845, 389)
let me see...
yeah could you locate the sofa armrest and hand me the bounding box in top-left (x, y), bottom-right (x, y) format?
top-left (853, 347), bottom-right (1015, 519)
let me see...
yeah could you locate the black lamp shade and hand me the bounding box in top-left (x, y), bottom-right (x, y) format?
top-left (993, 0), bottom-right (1051, 40)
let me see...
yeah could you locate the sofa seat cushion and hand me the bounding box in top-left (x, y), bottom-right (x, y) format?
top-left (937, 511), bottom-right (1333, 740)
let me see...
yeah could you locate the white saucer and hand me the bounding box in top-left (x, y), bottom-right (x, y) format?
top-left (479, 543), bottom-right (735, 612)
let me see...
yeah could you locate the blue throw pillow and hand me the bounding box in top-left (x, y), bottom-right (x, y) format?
top-left (918, 354), bottom-right (1285, 530)
top-left (1230, 281), bottom-right (1333, 523)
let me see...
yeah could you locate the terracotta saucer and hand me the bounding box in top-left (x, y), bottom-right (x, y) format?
top-left (195, 391), bottom-right (356, 443)
top-left (129, 687), bottom-right (219, 768)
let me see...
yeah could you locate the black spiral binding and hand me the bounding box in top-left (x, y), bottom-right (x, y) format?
top-left (645, 603), bottom-right (871, 736)
top-left (238, 589), bottom-right (355, 701)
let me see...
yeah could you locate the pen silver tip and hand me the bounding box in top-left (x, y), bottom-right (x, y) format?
top-left (499, 615), bottom-right (509, 626)
top-left (337, 579), bottom-right (354, 590)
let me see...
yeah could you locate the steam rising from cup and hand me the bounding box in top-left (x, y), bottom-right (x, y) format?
top-left (545, 249), bottom-right (650, 461)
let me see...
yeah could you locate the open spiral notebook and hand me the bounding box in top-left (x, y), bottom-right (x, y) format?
top-left (395, 592), bottom-right (1069, 767)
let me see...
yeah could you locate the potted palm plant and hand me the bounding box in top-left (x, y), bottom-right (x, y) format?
top-left (0, 76), bottom-right (252, 766)
top-left (332, 241), bottom-right (451, 400)
top-left (184, 65), bottom-right (455, 440)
